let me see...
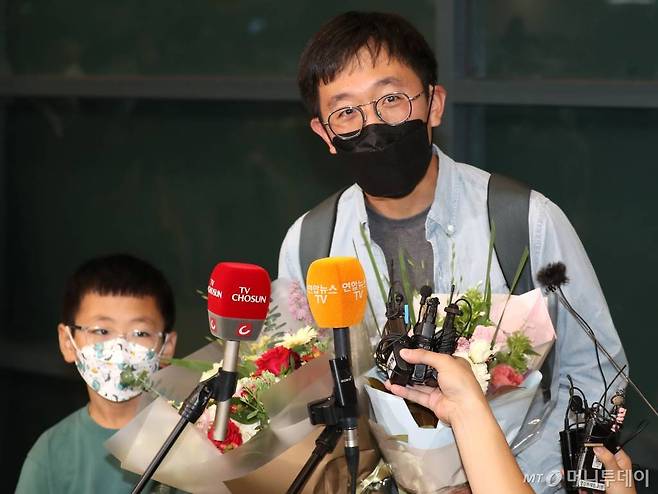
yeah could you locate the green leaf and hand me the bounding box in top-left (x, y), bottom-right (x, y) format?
top-left (353, 240), bottom-right (381, 336)
top-left (495, 330), bottom-right (536, 374)
top-left (484, 222), bottom-right (495, 320)
top-left (237, 360), bottom-right (257, 379)
top-left (359, 222), bottom-right (388, 305)
top-left (491, 247), bottom-right (529, 347)
top-left (161, 357), bottom-right (215, 373)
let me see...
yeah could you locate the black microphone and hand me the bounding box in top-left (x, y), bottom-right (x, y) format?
top-left (536, 262), bottom-right (658, 419)
top-left (305, 257), bottom-right (367, 494)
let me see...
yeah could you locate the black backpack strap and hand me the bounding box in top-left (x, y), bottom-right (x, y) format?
top-left (299, 186), bottom-right (349, 283)
top-left (488, 173), bottom-right (557, 428)
top-left (487, 173), bottom-right (534, 294)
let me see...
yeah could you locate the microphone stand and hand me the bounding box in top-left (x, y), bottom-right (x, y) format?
top-left (131, 370), bottom-right (230, 494)
top-left (287, 328), bottom-right (359, 494)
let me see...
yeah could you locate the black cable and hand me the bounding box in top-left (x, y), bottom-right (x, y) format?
top-left (374, 333), bottom-right (410, 373)
top-left (599, 364), bottom-right (627, 406)
top-left (453, 297), bottom-right (473, 337)
top-left (558, 288), bottom-right (608, 405)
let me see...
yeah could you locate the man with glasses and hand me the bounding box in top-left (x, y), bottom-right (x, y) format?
top-left (16, 254), bottom-right (181, 493)
top-left (278, 11), bottom-right (627, 494)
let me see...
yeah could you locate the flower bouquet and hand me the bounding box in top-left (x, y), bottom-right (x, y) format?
top-left (364, 286), bottom-right (556, 493)
top-left (106, 279), bottom-right (347, 493)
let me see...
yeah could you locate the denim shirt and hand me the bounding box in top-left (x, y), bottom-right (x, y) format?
top-left (278, 147), bottom-right (628, 493)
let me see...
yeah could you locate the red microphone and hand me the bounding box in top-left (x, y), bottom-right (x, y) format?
top-left (207, 262), bottom-right (271, 440)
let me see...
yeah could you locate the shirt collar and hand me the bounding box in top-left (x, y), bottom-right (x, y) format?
top-left (353, 144), bottom-right (460, 237)
top-left (428, 145), bottom-right (460, 237)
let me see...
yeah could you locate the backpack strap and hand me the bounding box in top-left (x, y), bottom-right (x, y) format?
top-left (488, 173), bottom-right (555, 410)
top-left (487, 173), bottom-right (534, 294)
top-left (299, 186), bottom-right (349, 283)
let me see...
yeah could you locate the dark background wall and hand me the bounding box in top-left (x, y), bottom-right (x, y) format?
top-left (2, 0), bottom-right (658, 490)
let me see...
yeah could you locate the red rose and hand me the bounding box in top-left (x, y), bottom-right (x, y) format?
top-left (255, 346), bottom-right (301, 376)
top-left (207, 420), bottom-right (243, 453)
top-left (490, 364), bottom-right (524, 392)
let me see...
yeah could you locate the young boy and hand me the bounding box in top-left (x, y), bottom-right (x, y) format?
top-left (15, 254), bottom-right (179, 493)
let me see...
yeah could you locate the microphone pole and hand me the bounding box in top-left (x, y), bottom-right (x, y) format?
top-left (206, 262), bottom-right (271, 441)
top-left (288, 256), bottom-right (367, 494)
top-left (131, 372), bottom-right (220, 494)
top-left (333, 326), bottom-right (359, 492)
top-left (132, 261), bottom-right (271, 493)
top-left (287, 330), bottom-right (359, 494)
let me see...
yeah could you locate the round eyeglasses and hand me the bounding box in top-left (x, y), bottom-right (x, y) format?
top-left (68, 324), bottom-right (165, 349)
top-left (322, 90), bottom-right (424, 140)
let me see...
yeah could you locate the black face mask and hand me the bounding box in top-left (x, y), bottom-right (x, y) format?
top-left (331, 119), bottom-right (433, 198)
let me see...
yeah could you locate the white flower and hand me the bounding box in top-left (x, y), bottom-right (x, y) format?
top-left (471, 363), bottom-right (491, 393)
top-left (281, 326), bottom-right (317, 349)
top-left (468, 339), bottom-right (494, 364)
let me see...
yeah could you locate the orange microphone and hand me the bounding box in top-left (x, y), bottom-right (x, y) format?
top-left (306, 256), bottom-right (367, 331)
top-left (304, 256), bottom-right (367, 494)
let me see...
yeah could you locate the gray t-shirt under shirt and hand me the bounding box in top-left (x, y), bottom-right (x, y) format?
top-left (366, 202), bottom-right (434, 291)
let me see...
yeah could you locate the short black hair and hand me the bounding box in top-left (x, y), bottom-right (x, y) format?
top-left (298, 11), bottom-right (438, 117)
top-left (62, 254), bottom-right (176, 332)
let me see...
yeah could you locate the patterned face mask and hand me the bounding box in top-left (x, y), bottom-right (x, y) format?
top-left (68, 329), bottom-right (166, 402)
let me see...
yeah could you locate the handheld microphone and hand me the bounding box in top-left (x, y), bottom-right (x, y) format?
top-left (306, 256), bottom-right (367, 494)
top-left (207, 262), bottom-right (271, 441)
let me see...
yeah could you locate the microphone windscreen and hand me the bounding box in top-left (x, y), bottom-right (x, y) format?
top-left (306, 257), bottom-right (367, 328)
top-left (537, 262), bottom-right (569, 291)
top-left (420, 285), bottom-right (433, 299)
top-left (207, 262), bottom-right (271, 340)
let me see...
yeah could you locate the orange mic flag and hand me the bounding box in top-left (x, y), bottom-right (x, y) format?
top-left (305, 256), bottom-right (367, 328)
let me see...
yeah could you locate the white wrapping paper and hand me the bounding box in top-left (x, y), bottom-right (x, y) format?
top-left (365, 371), bottom-right (542, 493)
top-left (106, 352), bottom-right (334, 493)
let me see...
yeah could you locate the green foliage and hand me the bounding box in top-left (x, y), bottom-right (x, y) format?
top-left (119, 369), bottom-right (150, 391)
top-left (263, 303), bottom-right (286, 337)
top-left (459, 287), bottom-right (494, 338)
top-left (359, 222), bottom-right (388, 305)
top-left (484, 222), bottom-right (495, 321)
top-left (230, 371), bottom-right (277, 428)
top-left (490, 247), bottom-right (529, 345)
top-left (237, 360), bottom-right (257, 379)
top-left (353, 239), bottom-right (380, 336)
top-left (494, 331), bottom-right (538, 374)
top-left (161, 357), bottom-right (216, 373)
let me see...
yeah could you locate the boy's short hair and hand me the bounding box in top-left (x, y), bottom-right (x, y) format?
top-left (298, 11), bottom-right (438, 117)
top-left (62, 254), bottom-right (176, 332)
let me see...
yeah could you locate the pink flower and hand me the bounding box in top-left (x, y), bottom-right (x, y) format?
top-left (472, 325), bottom-right (507, 346)
top-left (490, 364), bottom-right (524, 392)
top-left (194, 407), bottom-right (214, 435)
top-left (456, 337), bottom-right (470, 352)
top-left (288, 281), bottom-right (313, 324)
